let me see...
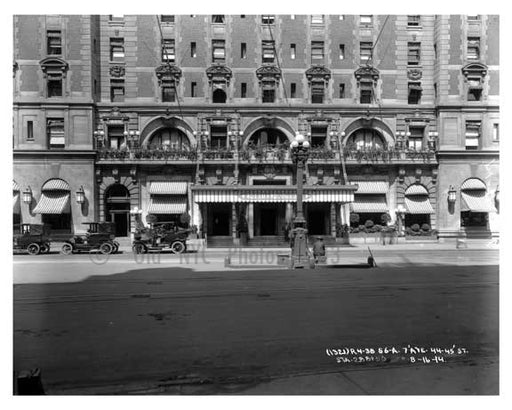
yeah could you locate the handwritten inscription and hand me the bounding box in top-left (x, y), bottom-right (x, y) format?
top-left (326, 345), bottom-right (469, 365)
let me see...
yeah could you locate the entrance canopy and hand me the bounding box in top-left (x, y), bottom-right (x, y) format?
top-left (192, 185), bottom-right (357, 203)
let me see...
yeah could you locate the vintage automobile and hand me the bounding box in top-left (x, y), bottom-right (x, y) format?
top-left (13, 224), bottom-right (51, 255)
top-left (132, 221), bottom-right (190, 254)
top-left (60, 222), bottom-right (119, 255)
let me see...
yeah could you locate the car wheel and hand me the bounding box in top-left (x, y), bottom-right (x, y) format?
top-left (61, 243), bottom-right (73, 255)
top-left (132, 243), bottom-right (147, 254)
top-left (27, 243), bottom-right (40, 255)
top-left (171, 241), bottom-right (185, 254)
top-left (113, 241), bottom-right (120, 254)
top-left (99, 242), bottom-right (113, 255)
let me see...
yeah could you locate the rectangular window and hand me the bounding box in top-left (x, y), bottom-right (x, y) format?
top-left (241, 82), bottom-right (247, 98)
top-left (47, 76), bottom-right (62, 97)
top-left (47, 118), bottom-right (65, 149)
top-left (110, 79), bottom-right (125, 102)
top-left (109, 15), bottom-right (124, 22)
top-left (241, 42), bottom-right (247, 59)
top-left (407, 15), bottom-right (421, 27)
top-left (290, 43), bottom-right (296, 59)
top-left (262, 88), bottom-right (275, 103)
top-left (191, 82), bottom-right (197, 97)
top-left (212, 40), bottom-right (226, 62)
top-left (311, 126), bottom-right (327, 147)
top-left (408, 82), bottom-right (422, 104)
top-left (339, 44), bottom-right (345, 60)
top-left (191, 42), bottom-right (196, 58)
top-left (262, 40), bottom-right (275, 63)
top-left (161, 15), bottom-right (175, 23)
top-left (262, 15), bottom-right (275, 25)
top-left (465, 121), bottom-right (481, 150)
top-left (162, 39), bottom-right (175, 63)
top-left (408, 42), bottom-right (421, 66)
top-left (290, 83), bottom-right (296, 98)
top-left (311, 82), bottom-right (324, 104)
top-left (339, 83), bottom-right (345, 98)
top-left (311, 15), bottom-right (324, 24)
top-left (162, 82), bottom-right (176, 102)
top-left (360, 15), bottom-right (372, 25)
top-left (110, 38), bottom-right (125, 62)
top-left (210, 126), bottom-right (227, 149)
top-left (360, 81), bottom-right (373, 104)
top-left (47, 30), bottom-right (62, 55)
top-left (27, 121), bottom-right (34, 140)
top-left (108, 125), bottom-right (125, 149)
top-left (408, 127), bottom-right (424, 150)
top-left (467, 37), bottom-right (480, 60)
top-left (493, 124), bottom-right (499, 142)
top-left (467, 76), bottom-right (483, 101)
top-left (311, 41), bottom-right (324, 63)
top-left (339, 15), bottom-right (344, 20)
top-left (360, 41), bottom-right (373, 63)
top-left (467, 15), bottom-right (480, 21)
top-left (212, 15), bottom-right (225, 24)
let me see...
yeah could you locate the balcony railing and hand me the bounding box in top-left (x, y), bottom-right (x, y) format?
top-left (98, 147), bottom-right (197, 161)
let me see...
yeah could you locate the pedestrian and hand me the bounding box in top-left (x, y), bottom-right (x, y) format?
top-left (312, 236), bottom-right (326, 263)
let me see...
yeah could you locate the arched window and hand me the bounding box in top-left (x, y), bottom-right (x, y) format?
top-left (148, 128), bottom-right (190, 150)
top-left (247, 128), bottom-right (288, 148)
top-left (212, 88), bottom-right (227, 103)
top-left (346, 128), bottom-right (386, 150)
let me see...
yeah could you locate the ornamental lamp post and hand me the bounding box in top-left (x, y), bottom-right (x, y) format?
top-left (290, 132), bottom-right (312, 269)
top-left (93, 130), bottom-right (105, 149)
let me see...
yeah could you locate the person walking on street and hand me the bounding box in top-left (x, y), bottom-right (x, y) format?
top-left (312, 236), bottom-right (326, 263)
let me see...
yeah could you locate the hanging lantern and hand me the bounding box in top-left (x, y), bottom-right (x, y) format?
top-left (76, 186), bottom-right (85, 204)
top-left (22, 187), bottom-right (32, 204)
top-left (448, 185), bottom-right (457, 204)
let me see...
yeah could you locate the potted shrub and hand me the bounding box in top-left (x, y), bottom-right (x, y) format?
top-left (380, 213), bottom-right (391, 227)
top-left (350, 213), bottom-right (360, 227)
top-left (364, 220), bottom-right (374, 233)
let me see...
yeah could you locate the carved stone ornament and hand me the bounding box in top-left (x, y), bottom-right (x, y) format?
top-left (263, 165), bottom-right (276, 180)
top-left (407, 68), bottom-right (422, 81)
top-left (101, 106), bottom-right (129, 123)
top-left (354, 66), bottom-right (380, 83)
top-left (206, 65), bottom-right (232, 84)
top-left (39, 57), bottom-right (69, 78)
top-left (305, 65), bottom-right (331, 82)
top-left (109, 65), bottom-right (125, 78)
top-left (461, 62), bottom-right (488, 79)
top-left (95, 169), bottom-right (103, 184)
top-left (155, 64), bottom-right (182, 84)
top-left (256, 65), bottom-right (282, 81)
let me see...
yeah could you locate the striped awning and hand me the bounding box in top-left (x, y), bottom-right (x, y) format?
top-left (405, 196), bottom-right (435, 214)
top-left (33, 191), bottom-right (70, 214)
top-left (461, 190), bottom-right (495, 212)
top-left (41, 179), bottom-right (70, 191)
top-left (149, 181), bottom-right (188, 195)
top-left (13, 180), bottom-right (20, 191)
top-left (353, 181), bottom-right (388, 194)
top-left (148, 196), bottom-right (187, 214)
top-left (405, 184), bottom-right (429, 196)
top-left (350, 195), bottom-right (388, 213)
top-left (461, 178), bottom-right (486, 190)
top-left (13, 193), bottom-right (20, 213)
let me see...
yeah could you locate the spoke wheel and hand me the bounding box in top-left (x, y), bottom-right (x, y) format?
top-left (61, 243), bottom-right (73, 255)
top-left (171, 241), bottom-right (185, 254)
top-left (27, 243), bottom-right (40, 255)
top-left (99, 242), bottom-right (113, 255)
top-left (132, 243), bottom-right (147, 254)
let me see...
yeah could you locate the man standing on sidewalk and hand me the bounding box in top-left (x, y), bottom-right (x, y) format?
top-left (312, 236), bottom-right (326, 263)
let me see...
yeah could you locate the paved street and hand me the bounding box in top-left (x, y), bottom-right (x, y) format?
top-left (13, 246), bottom-right (499, 394)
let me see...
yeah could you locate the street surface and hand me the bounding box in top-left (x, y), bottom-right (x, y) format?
top-left (13, 246), bottom-right (499, 394)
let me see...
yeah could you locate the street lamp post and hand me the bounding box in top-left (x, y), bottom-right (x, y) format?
top-left (290, 132), bottom-right (312, 269)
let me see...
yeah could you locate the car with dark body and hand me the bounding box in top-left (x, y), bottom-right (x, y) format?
top-left (132, 221), bottom-right (190, 254)
top-left (60, 222), bottom-right (120, 255)
top-left (13, 224), bottom-right (51, 255)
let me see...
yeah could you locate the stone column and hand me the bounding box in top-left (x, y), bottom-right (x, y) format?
top-left (330, 202), bottom-right (337, 238)
top-left (248, 203), bottom-right (254, 238)
top-left (231, 202), bottom-right (237, 240)
top-left (285, 203), bottom-right (293, 223)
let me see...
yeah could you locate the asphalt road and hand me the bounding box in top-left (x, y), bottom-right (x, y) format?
top-left (13, 252), bottom-right (499, 395)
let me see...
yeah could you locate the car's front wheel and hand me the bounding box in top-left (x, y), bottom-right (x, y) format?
top-left (171, 241), bottom-right (185, 254)
top-left (61, 243), bottom-right (73, 255)
top-left (27, 243), bottom-right (40, 255)
top-left (99, 242), bottom-right (113, 255)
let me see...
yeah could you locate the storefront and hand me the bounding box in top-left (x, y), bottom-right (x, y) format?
top-left (32, 178), bottom-right (72, 234)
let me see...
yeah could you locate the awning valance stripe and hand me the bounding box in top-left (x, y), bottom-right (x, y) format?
top-left (405, 184), bottom-right (429, 196)
top-left (13, 181), bottom-right (20, 191)
top-left (148, 196), bottom-right (187, 214)
top-left (461, 178), bottom-right (487, 191)
top-left (149, 181), bottom-right (188, 195)
top-left (461, 191), bottom-right (496, 212)
top-left (193, 189), bottom-right (354, 203)
top-left (405, 196), bottom-right (434, 214)
top-left (350, 195), bottom-right (388, 213)
top-left (33, 192), bottom-right (70, 214)
top-left (41, 179), bottom-right (70, 191)
top-left (353, 181), bottom-right (388, 194)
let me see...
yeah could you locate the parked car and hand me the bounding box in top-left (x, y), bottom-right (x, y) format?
top-left (132, 221), bottom-right (190, 254)
top-left (60, 222), bottom-right (119, 255)
top-left (13, 224), bottom-right (51, 255)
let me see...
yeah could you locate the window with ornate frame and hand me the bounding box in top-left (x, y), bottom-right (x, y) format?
top-left (408, 126), bottom-right (424, 150)
top-left (462, 62), bottom-right (487, 102)
top-left (110, 79), bottom-right (125, 102)
top-left (311, 126), bottom-right (327, 147)
top-left (161, 81), bottom-right (176, 102)
top-left (360, 81), bottom-right (373, 103)
top-left (108, 125), bottom-right (125, 149)
top-left (311, 81), bottom-right (325, 104)
top-left (47, 118), bottom-right (65, 149)
top-left (465, 120), bottom-right (481, 150)
top-left (47, 30), bottom-right (62, 55)
top-left (210, 126), bottom-right (228, 149)
top-left (110, 38), bottom-right (125, 62)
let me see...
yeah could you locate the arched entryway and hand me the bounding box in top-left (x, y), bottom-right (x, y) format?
top-left (105, 184), bottom-right (131, 237)
top-left (147, 127), bottom-right (191, 150)
top-left (212, 88), bottom-right (227, 103)
top-left (247, 127), bottom-right (289, 148)
top-left (346, 128), bottom-right (387, 150)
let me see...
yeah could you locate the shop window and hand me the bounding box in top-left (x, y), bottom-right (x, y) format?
top-left (262, 41), bottom-right (275, 63)
top-left (465, 120), bottom-right (481, 150)
top-left (461, 211), bottom-right (487, 227)
top-left (161, 15), bottom-right (175, 24)
top-left (360, 41), bottom-right (373, 64)
top-left (42, 214), bottom-right (71, 232)
top-left (212, 15), bottom-right (225, 24)
top-left (407, 15), bottom-right (421, 27)
top-left (290, 83), bottom-right (296, 98)
top-left (241, 42), bottom-right (247, 59)
top-left (162, 39), bottom-right (175, 63)
top-left (210, 126), bottom-right (227, 149)
top-left (311, 41), bottom-right (324, 64)
top-left (311, 15), bottom-right (324, 25)
top-left (191, 42), bottom-right (196, 58)
top-left (108, 125), bottom-right (125, 149)
top-left (467, 37), bottom-right (480, 60)
top-left (47, 118), bottom-right (65, 149)
top-left (360, 15), bottom-right (372, 25)
top-left (162, 81), bottom-right (176, 102)
top-left (408, 82), bottom-right (422, 104)
top-left (408, 42), bottom-right (421, 66)
top-left (262, 15), bottom-right (275, 25)
top-left (359, 81), bottom-right (373, 104)
top-left (339, 83), bottom-right (345, 98)
top-left (311, 126), bottom-right (327, 147)
top-left (408, 127), bottom-right (424, 150)
top-left (339, 44), bottom-right (345, 60)
top-left (110, 38), bottom-right (125, 62)
top-left (47, 30), bottom-right (62, 55)
top-left (212, 40), bottom-right (225, 63)
top-left (241, 82), bottom-right (247, 98)
top-left (110, 79), bottom-right (125, 102)
top-left (311, 81), bottom-right (324, 104)
top-left (290, 43), bottom-right (296, 59)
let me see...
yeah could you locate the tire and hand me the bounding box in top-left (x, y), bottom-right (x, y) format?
top-left (132, 243), bottom-right (147, 254)
top-left (171, 241), bottom-right (185, 254)
top-left (113, 241), bottom-right (120, 254)
top-left (27, 243), bottom-right (40, 255)
top-left (40, 243), bottom-right (50, 254)
top-left (61, 243), bottom-right (73, 255)
top-left (99, 242), bottom-right (113, 255)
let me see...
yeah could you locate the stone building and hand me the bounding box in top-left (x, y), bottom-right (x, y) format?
top-left (13, 14), bottom-right (499, 245)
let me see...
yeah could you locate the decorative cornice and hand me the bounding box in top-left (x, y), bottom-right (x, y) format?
top-left (255, 65), bottom-right (282, 81)
top-left (206, 65), bottom-right (233, 82)
top-left (154, 64), bottom-right (182, 84)
top-left (354, 65), bottom-right (380, 82)
top-left (305, 65), bottom-right (331, 82)
top-left (407, 68), bottom-right (422, 81)
top-left (101, 106), bottom-right (129, 122)
top-left (39, 57), bottom-right (69, 77)
top-left (109, 65), bottom-right (125, 78)
top-left (462, 62), bottom-right (488, 78)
